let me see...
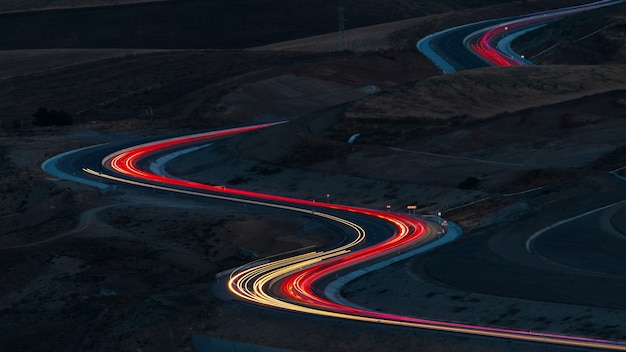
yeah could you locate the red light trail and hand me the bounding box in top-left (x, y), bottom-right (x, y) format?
top-left (467, 0), bottom-right (623, 67)
top-left (75, 121), bottom-right (626, 351)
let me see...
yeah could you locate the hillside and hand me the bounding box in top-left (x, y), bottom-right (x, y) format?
top-left (341, 65), bottom-right (626, 144)
top-left (1, 1), bottom-right (625, 352)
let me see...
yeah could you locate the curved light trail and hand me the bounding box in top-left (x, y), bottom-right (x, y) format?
top-left (466, 0), bottom-right (623, 67)
top-left (55, 121), bottom-right (626, 351)
top-left (464, 0), bottom-right (623, 66)
top-left (418, 0), bottom-right (624, 72)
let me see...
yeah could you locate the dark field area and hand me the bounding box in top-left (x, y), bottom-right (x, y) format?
top-left (0, 0), bottom-right (584, 49)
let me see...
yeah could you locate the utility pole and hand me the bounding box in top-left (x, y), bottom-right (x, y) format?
top-left (337, 6), bottom-right (346, 52)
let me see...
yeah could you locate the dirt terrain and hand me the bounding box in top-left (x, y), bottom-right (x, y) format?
top-left (1, 1), bottom-right (626, 351)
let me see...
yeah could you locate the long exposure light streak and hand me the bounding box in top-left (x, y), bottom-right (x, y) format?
top-left (71, 121), bottom-right (626, 351)
top-left (466, 0), bottom-right (623, 67)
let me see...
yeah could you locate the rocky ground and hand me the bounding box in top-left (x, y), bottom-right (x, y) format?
top-left (1, 1), bottom-right (626, 351)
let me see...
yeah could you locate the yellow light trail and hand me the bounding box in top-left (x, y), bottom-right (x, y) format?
top-left (78, 117), bottom-right (626, 351)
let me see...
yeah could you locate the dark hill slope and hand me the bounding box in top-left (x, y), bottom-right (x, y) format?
top-left (0, 0), bottom-right (534, 49)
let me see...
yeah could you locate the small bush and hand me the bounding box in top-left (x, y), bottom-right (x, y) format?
top-left (452, 306), bottom-right (467, 313)
top-left (227, 176), bottom-right (250, 185)
top-left (32, 107), bottom-right (73, 126)
top-left (458, 176), bottom-right (480, 189)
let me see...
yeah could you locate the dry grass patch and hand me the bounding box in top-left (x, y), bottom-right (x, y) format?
top-left (592, 145), bottom-right (626, 171)
top-left (444, 196), bottom-right (516, 231)
top-left (501, 168), bottom-right (576, 194)
top-left (347, 65), bottom-right (626, 122)
top-left (0, 49), bottom-right (170, 80)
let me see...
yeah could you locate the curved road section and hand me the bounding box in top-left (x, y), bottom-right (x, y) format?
top-left (419, 0), bottom-right (624, 72)
top-left (43, 122), bottom-right (626, 350)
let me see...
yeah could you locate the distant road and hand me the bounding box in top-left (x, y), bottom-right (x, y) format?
top-left (419, 0), bottom-right (625, 72)
top-left (417, 18), bottom-right (503, 73)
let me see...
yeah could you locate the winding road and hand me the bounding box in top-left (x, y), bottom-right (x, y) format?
top-left (44, 121), bottom-right (626, 351)
top-left (42, 1), bottom-right (626, 350)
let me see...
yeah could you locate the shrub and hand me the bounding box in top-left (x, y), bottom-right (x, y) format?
top-left (458, 176), bottom-right (480, 189)
top-left (32, 107), bottom-right (73, 126)
top-left (227, 176), bottom-right (250, 185)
